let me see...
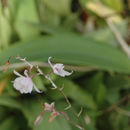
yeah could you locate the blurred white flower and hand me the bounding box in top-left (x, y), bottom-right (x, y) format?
top-left (13, 70), bottom-right (42, 94)
top-left (48, 57), bottom-right (73, 77)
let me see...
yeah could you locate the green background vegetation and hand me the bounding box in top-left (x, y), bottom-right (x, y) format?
top-left (0, 0), bottom-right (130, 130)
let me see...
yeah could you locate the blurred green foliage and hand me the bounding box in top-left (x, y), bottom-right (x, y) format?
top-left (0, 0), bottom-right (130, 130)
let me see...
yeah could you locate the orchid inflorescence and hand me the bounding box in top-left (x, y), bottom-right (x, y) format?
top-left (7, 56), bottom-right (84, 130)
top-left (12, 56), bottom-right (73, 93)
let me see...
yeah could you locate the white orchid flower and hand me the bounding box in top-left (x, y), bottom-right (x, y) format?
top-left (48, 57), bottom-right (73, 77)
top-left (13, 70), bottom-right (42, 94)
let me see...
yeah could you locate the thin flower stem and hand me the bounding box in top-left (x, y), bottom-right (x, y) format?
top-left (68, 120), bottom-right (85, 130)
top-left (57, 87), bottom-right (72, 110)
top-left (60, 111), bottom-right (85, 130)
top-left (37, 67), bottom-right (72, 109)
top-left (16, 56), bottom-right (33, 69)
top-left (77, 107), bottom-right (83, 117)
top-left (35, 65), bottom-right (71, 109)
top-left (45, 75), bottom-right (57, 89)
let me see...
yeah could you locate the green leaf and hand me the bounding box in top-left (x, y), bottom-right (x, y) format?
top-left (96, 83), bottom-right (106, 106)
top-left (86, 72), bottom-right (104, 95)
top-left (105, 74), bottom-right (130, 104)
top-left (34, 114), bottom-right (71, 130)
top-left (0, 107), bottom-right (8, 122)
top-left (85, 72), bottom-right (107, 106)
top-left (0, 33), bottom-right (130, 74)
top-left (101, 0), bottom-right (123, 12)
top-left (110, 112), bottom-right (129, 130)
top-left (0, 95), bottom-right (21, 109)
top-left (0, 7), bottom-right (12, 50)
top-left (106, 88), bottom-right (120, 104)
top-left (0, 116), bottom-right (19, 130)
top-left (21, 98), bottom-right (44, 127)
top-left (43, 0), bottom-right (71, 16)
top-left (106, 74), bottom-right (130, 89)
top-left (14, 0), bottom-right (40, 40)
top-left (0, 114), bottom-right (29, 130)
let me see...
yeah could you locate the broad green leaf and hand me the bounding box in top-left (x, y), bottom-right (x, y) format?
top-left (85, 72), bottom-right (107, 106)
top-left (0, 115), bottom-right (29, 130)
top-left (86, 72), bottom-right (104, 95)
top-left (105, 75), bottom-right (130, 89)
top-left (4, 83), bottom-right (17, 97)
top-left (14, 0), bottom-right (40, 40)
top-left (106, 88), bottom-right (120, 104)
top-left (0, 7), bottom-right (11, 50)
top-left (0, 95), bottom-right (21, 109)
top-left (105, 74), bottom-right (130, 104)
top-left (21, 98), bottom-right (45, 127)
top-left (101, 0), bottom-right (123, 12)
top-left (0, 33), bottom-right (130, 74)
top-left (8, 0), bottom-right (23, 17)
top-left (43, 0), bottom-right (71, 16)
top-left (96, 83), bottom-right (106, 106)
top-left (34, 114), bottom-right (71, 130)
top-left (0, 107), bottom-right (8, 122)
top-left (110, 112), bottom-right (129, 130)
top-left (31, 20), bottom-right (126, 47)
top-left (0, 116), bottom-right (19, 130)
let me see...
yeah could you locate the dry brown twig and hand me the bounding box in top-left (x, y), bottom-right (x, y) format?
top-left (106, 19), bottom-right (130, 58)
top-left (115, 106), bottom-right (130, 117)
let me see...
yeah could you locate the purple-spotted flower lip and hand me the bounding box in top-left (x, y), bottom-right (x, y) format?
top-left (12, 70), bottom-right (42, 94)
top-left (48, 57), bottom-right (73, 77)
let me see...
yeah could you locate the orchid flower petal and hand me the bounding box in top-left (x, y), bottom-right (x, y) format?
top-left (33, 84), bottom-right (42, 93)
top-left (48, 57), bottom-right (53, 68)
top-left (24, 69), bottom-right (29, 77)
top-left (13, 70), bottom-right (24, 77)
top-left (62, 70), bottom-right (73, 76)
